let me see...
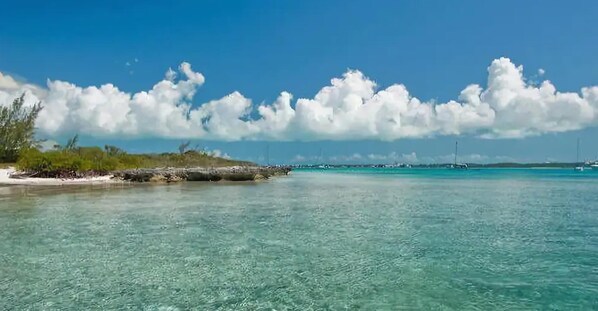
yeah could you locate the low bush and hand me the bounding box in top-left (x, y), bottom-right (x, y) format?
top-left (16, 148), bottom-right (252, 177)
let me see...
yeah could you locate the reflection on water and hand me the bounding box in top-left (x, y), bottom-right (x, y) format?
top-left (1, 170), bottom-right (597, 309)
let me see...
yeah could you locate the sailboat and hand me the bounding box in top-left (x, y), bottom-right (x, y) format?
top-left (574, 138), bottom-right (584, 172)
top-left (589, 153), bottom-right (598, 170)
top-left (451, 141), bottom-right (468, 169)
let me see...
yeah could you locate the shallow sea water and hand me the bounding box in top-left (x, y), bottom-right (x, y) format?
top-left (1, 169), bottom-right (597, 310)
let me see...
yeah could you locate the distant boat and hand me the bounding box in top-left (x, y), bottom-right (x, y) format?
top-left (591, 161), bottom-right (598, 170)
top-left (452, 163), bottom-right (468, 169)
top-left (384, 162), bottom-right (412, 168)
top-left (451, 141), bottom-right (468, 169)
top-left (574, 138), bottom-right (584, 172)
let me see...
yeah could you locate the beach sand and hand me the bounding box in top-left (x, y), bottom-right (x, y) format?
top-left (0, 168), bottom-right (118, 186)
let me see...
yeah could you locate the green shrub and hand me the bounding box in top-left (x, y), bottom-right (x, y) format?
top-left (15, 145), bottom-right (252, 177)
top-left (0, 94), bottom-right (43, 162)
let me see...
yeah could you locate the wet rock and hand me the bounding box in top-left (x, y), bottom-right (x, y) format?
top-left (113, 166), bottom-right (291, 183)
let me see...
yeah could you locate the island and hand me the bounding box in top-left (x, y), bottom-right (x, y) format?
top-left (0, 94), bottom-right (290, 186)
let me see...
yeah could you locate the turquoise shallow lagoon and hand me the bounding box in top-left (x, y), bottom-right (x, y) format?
top-left (1, 168), bottom-right (597, 309)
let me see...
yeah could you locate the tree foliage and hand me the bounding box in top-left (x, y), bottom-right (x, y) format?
top-left (64, 134), bottom-right (79, 151)
top-left (0, 94), bottom-right (43, 162)
top-left (104, 144), bottom-right (126, 157)
top-left (178, 141), bottom-right (191, 155)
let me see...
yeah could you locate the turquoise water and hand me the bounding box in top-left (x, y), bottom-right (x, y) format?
top-left (1, 168), bottom-right (597, 309)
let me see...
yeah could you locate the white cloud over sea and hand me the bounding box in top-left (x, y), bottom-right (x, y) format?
top-left (1, 58), bottom-right (598, 141)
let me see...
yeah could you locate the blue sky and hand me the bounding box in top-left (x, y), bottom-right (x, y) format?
top-left (1, 0), bottom-right (598, 164)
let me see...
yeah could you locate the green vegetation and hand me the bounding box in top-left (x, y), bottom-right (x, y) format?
top-left (16, 146), bottom-right (251, 178)
top-left (0, 94), bottom-right (43, 162)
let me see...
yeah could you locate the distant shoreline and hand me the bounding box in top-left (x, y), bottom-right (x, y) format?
top-left (292, 163), bottom-right (596, 169)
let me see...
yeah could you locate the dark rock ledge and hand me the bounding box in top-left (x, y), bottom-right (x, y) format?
top-left (112, 166), bottom-right (291, 183)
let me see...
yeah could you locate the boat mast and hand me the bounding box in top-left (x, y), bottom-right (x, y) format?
top-left (454, 141), bottom-right (458, 166)
top-left (318, 147), bottom-right (323, 165)
top-left (575, 138), bottom-right (579, 165)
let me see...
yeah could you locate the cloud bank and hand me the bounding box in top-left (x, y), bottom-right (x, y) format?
top-left (292, 152), bottom-right (515, 164)
top-left (1, 58), bottom-right (598, 141)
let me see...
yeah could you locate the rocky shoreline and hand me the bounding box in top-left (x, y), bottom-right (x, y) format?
top-left (113, 166), bottom-right (292, 183)
top-left (0, 166), bottom-right (291, 186)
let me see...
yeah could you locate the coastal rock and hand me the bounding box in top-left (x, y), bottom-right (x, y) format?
top-left (113, 166), bottom-right (291, 183)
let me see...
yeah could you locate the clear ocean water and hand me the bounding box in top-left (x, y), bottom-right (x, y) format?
top-left (1, 168), bottom-right (597, 310)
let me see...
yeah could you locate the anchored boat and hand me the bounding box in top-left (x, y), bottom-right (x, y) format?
top-left (574, 138), bottom-right (584, 172)
top-left (451, 141), bottom-right (468, 169)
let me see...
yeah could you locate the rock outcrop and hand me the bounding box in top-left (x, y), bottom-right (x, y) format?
top-left (112, 166), bottom-right (291, 183)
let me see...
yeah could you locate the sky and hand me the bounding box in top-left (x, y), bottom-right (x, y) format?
top-left (1, 0), bottom-right (598, 164)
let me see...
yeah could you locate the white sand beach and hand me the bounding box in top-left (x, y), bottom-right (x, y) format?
top-left (0, 168), bottom-right (118, 186)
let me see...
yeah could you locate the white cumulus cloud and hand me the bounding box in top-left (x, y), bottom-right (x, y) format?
top-left (290, 151), bottom-right (514, 164)
top-left (1, 57), bottom-right (598, 141)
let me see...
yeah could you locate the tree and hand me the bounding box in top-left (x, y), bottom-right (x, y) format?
top-left (104, 144), bottom-right (126, 156)
top-left (178, 141), bottom-right (191, 155)
top-left (0, 94), bottom-right (43, 162)
top-left (64, 134), bottom-right (79, 151)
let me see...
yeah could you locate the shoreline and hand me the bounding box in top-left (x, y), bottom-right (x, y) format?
top-left (0, 166), bottom-right (292, 186)
top-left (0, 168), bottom-right (119, 186)
top-left (113, 166), bottom-right (291, 182)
